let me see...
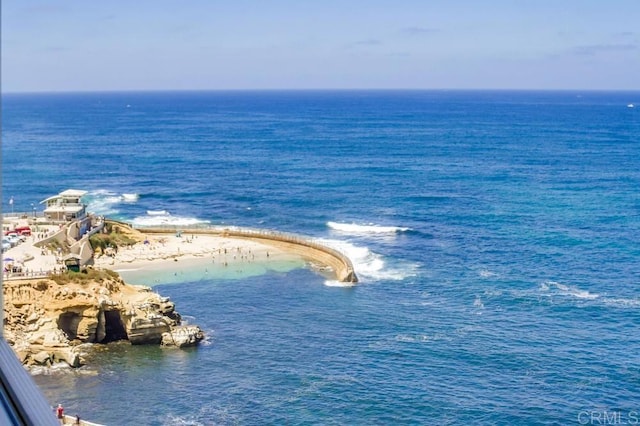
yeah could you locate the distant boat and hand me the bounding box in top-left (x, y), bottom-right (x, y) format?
top-left (628, 104), bottom-right (635, 108)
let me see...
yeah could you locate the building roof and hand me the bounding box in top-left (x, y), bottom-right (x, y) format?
top-left (40, 189), bottom-right (88, 205)
top-left (59, 189), bottom-right (87, 197)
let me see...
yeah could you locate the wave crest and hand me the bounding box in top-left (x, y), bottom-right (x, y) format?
top-left (315, 238), bottom-right (419, 283)
top-left (121, 193), bottom-right (140, 202)
top-left (324, 280), bottom-right (357, 288)
top-left (84, 189), bottom-right (140, 215)
top-left (131, 211), bottom-right (211, 227)
top-left (327, 221), bottom-right (410, 235)
top-left (84, 190), bottom-right (122, 216)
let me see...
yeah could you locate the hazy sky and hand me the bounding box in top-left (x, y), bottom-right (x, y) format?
top-left (2, 1), bottom-right (639, 92)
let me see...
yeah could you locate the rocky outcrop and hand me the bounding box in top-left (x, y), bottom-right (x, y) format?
top-left (161, 325), bottom-right (205, 348)
top-left (3, 270), bottom-right (204, 368)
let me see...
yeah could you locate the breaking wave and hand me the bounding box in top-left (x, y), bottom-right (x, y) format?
top-left (327, 221), bottom-right (410, 235)
top-left (315, 238), bottom-right (419, 283)
top-left (324, 280), bottom-right (357, 288)
top-left (84, 190), bottom-right (123, 216)
top-left (84, 189), bottom-right (141, 216)
top-left (131, 211), bottom-right (210, 227)
top-left (121, 193), bottom-right (140, 202)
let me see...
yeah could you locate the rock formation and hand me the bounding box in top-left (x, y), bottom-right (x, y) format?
top-left (3, 269), bottom-right (204, 368)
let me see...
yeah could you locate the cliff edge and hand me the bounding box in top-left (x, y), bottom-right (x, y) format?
top-left (3, 269), bottom-right (204, 368)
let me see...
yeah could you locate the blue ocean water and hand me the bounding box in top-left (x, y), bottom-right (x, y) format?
top-left (2, 90), bottom-right (640, 425)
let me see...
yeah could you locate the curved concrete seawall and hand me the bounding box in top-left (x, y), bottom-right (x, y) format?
top-left (138, 226), bottom-right (358, 283)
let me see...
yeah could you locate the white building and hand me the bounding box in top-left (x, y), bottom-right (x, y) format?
top-left (40, 189), bottom-right (88, 222)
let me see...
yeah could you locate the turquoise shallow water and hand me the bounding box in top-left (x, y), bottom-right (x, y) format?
top-left (2, 90), bottom-right (640, 425)
top-left (112, 254), bottom-right (306, 287)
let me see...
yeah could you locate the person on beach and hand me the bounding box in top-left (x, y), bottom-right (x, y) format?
top-left (56, 403), bottom-right (64, 421)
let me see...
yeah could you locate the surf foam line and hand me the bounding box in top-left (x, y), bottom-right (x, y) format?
top-left (84, 189), bottom-right (141, 216)
top-left (323, 279), bottom-right (358, 288)
top-left (539, 281), bottom-right (600, 300)
top-left (84, 189), bottom-right (124, 216)
top-left (315, 238), bottom-right (419, 283)
top-left (121, 193), bottom-right (140, 202)
top-left (131, 211), bottom-right (211, 227)
top-left (327, 221), bottom-right (411, 235)
top-left (538, 281), bottom-right (640, 309)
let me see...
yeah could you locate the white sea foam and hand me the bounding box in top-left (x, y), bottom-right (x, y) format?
top-left (540, 281), bottom-right (600, 300)
top-left (324, 279), bottom-right (357, 287)
top-left (603, 297), bottom-right (640, 308)
top-left (538, 281), bottom-right (640, 309)
top-left (121, 193), bottom-right (140, 202)
top-left (395, 334), bottom-right (430, 343)
top-left (29, 362), bottom-right (72, 375)
top-left (327, 221), bottom-right (410, 235)
top-left (131, 211), bottom-right (210, 227)
top-left (479, 269), bottom-right (498, 278)
top-left (85, 189), bottom-right (140, 215)
top-left (90, 189), bottom-right (115, 196)
top-left (473, 295), bottom-right (484, 308)
top-left (164, 415), bottom-right (205, 426)
top-left (85, 189), bottom-right (122, 216)
top-left (534, 278), bottom-right (640, 310)
top-left (315, 238), bottom-right (419, 283)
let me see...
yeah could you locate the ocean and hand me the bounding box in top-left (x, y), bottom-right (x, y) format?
top-left (2, 90), bottom-right (639, 425)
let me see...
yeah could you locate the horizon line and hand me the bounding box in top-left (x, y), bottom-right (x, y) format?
top-left (3, 87), bottom-right (640, 96)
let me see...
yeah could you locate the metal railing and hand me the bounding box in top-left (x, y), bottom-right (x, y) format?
top-left (0, 340), bottom-right (60, 425)
top-left (3, 269), bottom-right (67, 281)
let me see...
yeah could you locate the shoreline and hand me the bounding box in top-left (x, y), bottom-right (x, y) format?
top-left (94, 231), bottom-right (307, 285)
top-left (94, 231), bottom-right (296, 269)
top-left (3, 223), bottom-right (357, 284)
top-left (94, 224), bottom-right (358, 283)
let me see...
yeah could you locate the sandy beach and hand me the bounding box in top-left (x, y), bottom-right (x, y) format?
top-left (92, 231), bottom-right (301, 274)
top-left (3, 227), bottom-right (304, 284)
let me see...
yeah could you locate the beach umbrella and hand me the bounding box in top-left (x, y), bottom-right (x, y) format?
top-left (3, 257), bottom-right (14, 262)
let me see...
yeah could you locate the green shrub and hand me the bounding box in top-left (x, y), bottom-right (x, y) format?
top-left (48, 268), bottom-right (122, 285)
top-left (89, 233), bottom-right (137, 252)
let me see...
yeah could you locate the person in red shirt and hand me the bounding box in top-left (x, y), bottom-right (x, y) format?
top-left (56, 403), bottom-right (64, 421)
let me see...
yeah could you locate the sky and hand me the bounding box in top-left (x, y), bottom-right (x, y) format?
top-left (2, 0), bottom-right (639, 92)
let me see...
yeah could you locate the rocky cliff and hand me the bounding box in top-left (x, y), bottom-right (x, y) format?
top-left (3, 269), bottom-right (204, 368)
